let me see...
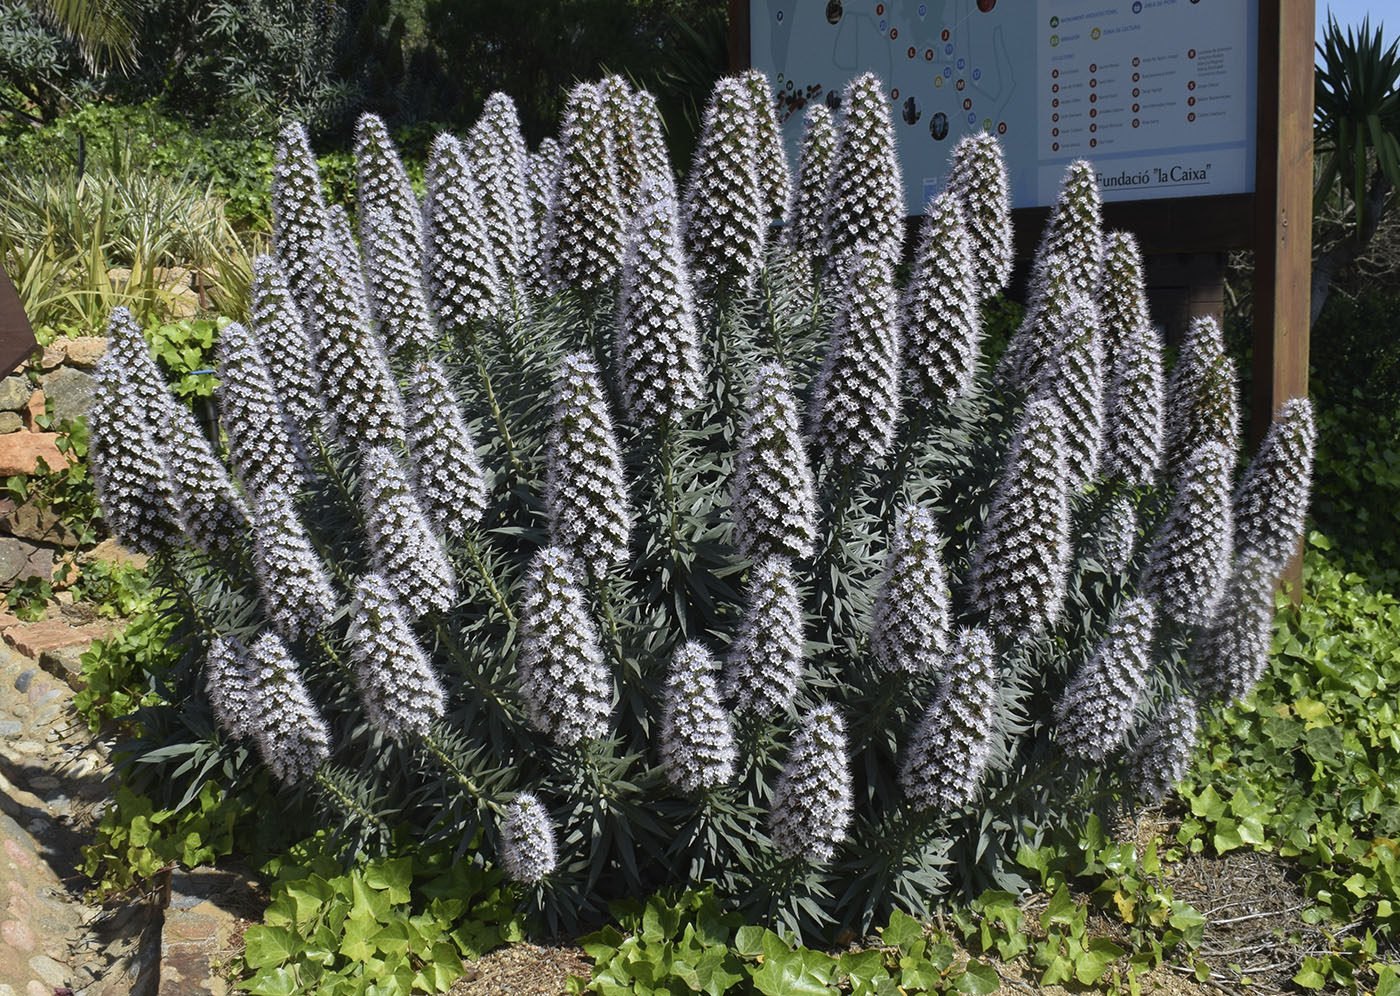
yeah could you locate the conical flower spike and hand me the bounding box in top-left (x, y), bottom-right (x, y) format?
top-left (1234, 397), bottom-right (1315, 575)
top-left (548, 81), bottom-right (625, 295)
top-left (769, 702), bottom-right (852, 863)
top-left (247, 630), bottom-right (332, 786)
top-left (945, 131), bottom-right (1013, 299)
top-left (270, 122), bottom-right (330, 308)
top-left (731, 362), bottom-right (818, 560)
top-left (1144, 440), bottom-right (1235, 628)
top-left (348, 573), bottom-right (447, 742)
top-left (250, 484), bottom-right (338, 645)
top-left (424, 133), bottom-right (505, 329)
top-left (823, 72), bottom-right (904, 269)
top-left (871, 505), bottom-right (951, 674)
top-left (468, 92), bottom-right (534, 285)
top-left (500, 793), bottom-right (558, 883)
top-left (404, 361), bottom-right (488, 539)
top-left (359, 445), bottom-right (457, 619)
top-left (903, 191), bottom-right (982, 408)
top-left (1056, 596), bottom-right (1158, 761)
top-left (725, 556), bottom-right (804, 717)
top-left (660, 642), bottom-right (737, 794)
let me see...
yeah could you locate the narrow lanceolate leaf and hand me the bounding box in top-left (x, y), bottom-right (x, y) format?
top-left (903, 192), bottom-right (982, 408)
top-left (731, 363), bottom-right (818, 561)
top-left (683, 76), bottom-right (765, 301)
top-left (725, 556), bottom-right (804, 717)
top-left (769, 703), bottom-right (852, 863)
top-left (1056, 597), bottom-right (1158, 761)
top-left (1144, 440), bottom-right (1235, 628)
top-left (1100, 320), bottom-right (1166, 487)
top-left (425, 133), bottom-right (504, 329)
top-left (218, 320), bottom-right (310, 500)
top-left (660, 642), bottom-right (737, 794)
top-left (968, 399), bottom-right (1074, 641)
top-left (205, 636), bottom-right (257, 741)
top-left (871, 505), bottom-right (951, 674)
top-left (348, 573), bottom-right (447, 742)
top-left (271, 121), bottom-right (330, 308)
top-left (1164, 316), bottom-right (1240, 472)
top-left (359, 446), bottom-right (457, 619)
top-left (166, 402), bottom-right (249, 552)
top-left (1233, 397), bottom-right (1315, 575)
top-left (404, 361), bottom-right (488, 539)
top-left (247, 630), bottom-right (332, 786)
top-left (309, 253), bottom-right (407, 449)
top-left (945, 131), bottom-right (1014, 299)
top-left (517, 546), bottom-right (611, 747)
top-left (785, 102), bottom-right (837, 256)
top-left (1033, 293), bottom-right (1105, 491)
top-left (1127, 694), bottom-right (1199, 802)
top-left (615, 178), bottom-right (703, 429)
top-left (824, 72), bottom-right (904, 269)
top-left (548, 81), bottom-right (625, 295)
top-left (630, 89), bottom-right (675, 202)
top-left (469, 92), bottom-right (533, 285)
top-left (1192, 558), bottom-right (1276, 706)
top-left (500, 793), bottom-right (558, 883)
top-left (250, 254), bottom-right (325, 442)
top-left (809, 251), bottom-right (902, 466)
top-left (601, 75), bottom-right (645, 216)
top-left (545, 353), bottom-right (631, 579)
top-left (250, 484), bottom-right (339, 645)
top-left (741, 68), bottom-right (790, 220)
top-left (900, 627), bottom-right (999, 811)
top-left (358, 203), bottom-right (438, 358)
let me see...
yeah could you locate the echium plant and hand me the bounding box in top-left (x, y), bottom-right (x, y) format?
top-left (96, 71), bottom-right (1316, 943)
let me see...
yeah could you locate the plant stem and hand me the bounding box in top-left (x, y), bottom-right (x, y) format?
top-left (420, 729), bottom-right (505, 816)
top-left (762, 269), bottom-right (786, 364)
top-left (430, 617), bottom-right (525, 725)
top-left (461, 530), bottom-right (516, 625)
top-left (472, 337), bottom-right (524, 477)
top-left (593, 574), bottom-right (626, 673)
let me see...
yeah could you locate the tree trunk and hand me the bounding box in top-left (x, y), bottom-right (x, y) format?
top-left (1310, 172), bottom-right (1394, 326)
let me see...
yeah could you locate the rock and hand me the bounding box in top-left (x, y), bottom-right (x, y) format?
top-left (0, 378), bottom-right (28, 413)
top-left (0, 414), bottom-right (20, 434)
top-left (79, 538), bottom-right (148, 572)
top-left (5, 620), bottom-right (110, 661)
top-left (9, 741), bottom-right (40, 756)
top-left (36, 368), bottom-right (95, 425)
top-left (0, 433), bottom-right (73, 477)
top-left (0, 721), bottom-right (19, 738)
top-left (59, 338), bottom-right (106, 370)
top-left (13, 669), bottom-right (35, 693)
top-left (0, 919), bottom-right (34, 952)
top-left (26, 954), bottom-right (66, 987)
top-left (0, 539), bottom-right (26, 584)
top-left (1, 501), bottom-right (81, 548)
top-left (28, 776), bottom-right (58, 792)
top-left (37, 344), bottom-right (65, 371)
top-left (15, 546), bottom-right (51, 584)
top-left (22, 390), bottom-right (43, 430)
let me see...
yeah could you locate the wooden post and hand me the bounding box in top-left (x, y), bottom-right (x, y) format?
top-left (1252, 0), bottom-right (1314, 596)
top-left (729, 0), bottom-right (750, 73)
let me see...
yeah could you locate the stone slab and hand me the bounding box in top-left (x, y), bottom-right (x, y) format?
top-left (36, 367), bottom-right (94, 425)
top-left (0, 378), bottom-right (28, 413)
top-left (5, 621), bottom-right (109, 661)
top-left (36, 645), bottom-right (86, 693)
top-left (0, 433), bottom-right (73, 477)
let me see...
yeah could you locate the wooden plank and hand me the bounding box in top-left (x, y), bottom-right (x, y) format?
top-left (1011, 194), bottom-right (1256, 260)
top-left (0, 264), bottom-right (36, 377)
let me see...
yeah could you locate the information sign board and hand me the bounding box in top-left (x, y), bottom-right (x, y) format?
top-left (749, 0), bottom-right (1259, 212)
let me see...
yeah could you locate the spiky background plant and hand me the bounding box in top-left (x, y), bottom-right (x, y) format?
top-left (90, 73), bottom-right (1313, 942)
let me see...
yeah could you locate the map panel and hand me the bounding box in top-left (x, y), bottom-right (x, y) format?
top-left (749, 0), bottom-right (1258, 212)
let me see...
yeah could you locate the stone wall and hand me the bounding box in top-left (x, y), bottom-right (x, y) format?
top-left (0, 336), bottom-right (104, 592)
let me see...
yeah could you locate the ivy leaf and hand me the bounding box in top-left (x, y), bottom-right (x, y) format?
top-left (952, 961), bottom-right (1000, 994)
top-left (242, 924), bottom-right (297, 969)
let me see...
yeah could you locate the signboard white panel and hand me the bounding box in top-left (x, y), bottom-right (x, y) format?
top-left (749, 0), bottom-right (1259, 211)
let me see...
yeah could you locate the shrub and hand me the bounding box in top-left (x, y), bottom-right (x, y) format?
top-left (87, 73), bottom-right (1314, 941)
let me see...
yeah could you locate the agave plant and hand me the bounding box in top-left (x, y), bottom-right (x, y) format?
top-left (89, 72), bottom-right (1313, 941)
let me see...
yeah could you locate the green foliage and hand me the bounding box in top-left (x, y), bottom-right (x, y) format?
top-left (4, 413), bottom-right (100, 547)
top-left (1311, 402), bottom-right (1400, 589)
top-left (240, 834), bottom-right (524, 996)
top-left (4, 575), bottom-right (52, 621)
top-left (73, 608), bottom-right (176, 732)
top-left (146, 316), bottom-right (224, 399)
top-left (64, 556), bottom-right (154, 618)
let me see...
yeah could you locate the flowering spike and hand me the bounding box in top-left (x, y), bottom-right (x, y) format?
top-left (324, 204), bottom-right (369, 312)
top-left (250, 255), bottom-right (325, 442)
top-left (785, 102), bottom-right (837, 256)
top-left (348, 573), bottom-right (447, 741)
top-left (309, 252), bottom-right (407, 448)
top-left (601, 75), bottom-right (645, 215)
top-left (660, 642), bottom-right (737, 794)
top-left (1101, 320), bottom-right (1166, 486)
top-left (354, 113), bottom-right (424, 265)
top-left (1097, 233), bottom-right (1150, 378)
top-left (517, 546), bottom-right (612, 746)
top-left (527, 137), bottom-right (564, 283)
top-left (1234, 398), bottom-right (1315, 575)
top-left (1164, 316), bottom-right (1240, 471)
top-left (270, 122), bottom-right (330, 308)
top-left (250, 484), bottom-right (339, 645)
top-left (810, 252), bottom-right (902, 466)
top-left (1192, 558), bottom-right (1275, 706)
top-left (1055, 597), bottom-right (1158, 761)
top-left (405, 361), bottom-right (488, 538)
top-left (968, 398), bottom-right (1074, 641)
top-left (630, 90), bottom-right (676, 202)
top-left (998, 250), bottom-right (1078, 393)
top-left (1095, 491), bottom-right (1141, 575)
top-left (903, 191), bottom-right (982, 407)
top-left (683, 76), bottom-right (766, 300)
top-left (1036, 160), bottom-right (1104, 298)
top-left (424, 133), bottom-right (505, 329)
top-left (1144, 440), bottom-right (1235, 628)
top-left (547, 82), bottom-right (625, 294)
top-left (945, 132), bottom-right (1013, 299)
top-left (823, 73), bottom-right (904, 269)
top-left (165, 403), bottom-right (249, 552)
top-left (359, 445), bottom-right (457, 618)
top-left (731, 363), bottom-right (818, 560)
top-left (741, 69), bottom-right (790, 220)
top-left (1033, 293), bottom-right (1105, 490)
top-left (769, 703), bottom-right (852, 863)
top-left (247, 630), bottom-right (332, 786)
top-left (469, 92), bottom-right (533, 285)
top-left (545, 352), bottom-right (631, 578)
top-left (218, 320), bottom-right (310, 500)
top-left (615, 178), bottom-right (703, 429)
top-left (358, 203), bottom-right (439, 358)
top-left (900, 627), bottom-right (999, 811)
top-left (205, 636), bottom-right (257, 741)
top-left (725, 556), bottom-right (804, 717)
top-left (1127, 694), bottom-right (1199, 802)
top-left (871, 505), bottom-right (951, 674)
top-left (500, 793), bottom-right (558, 883)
